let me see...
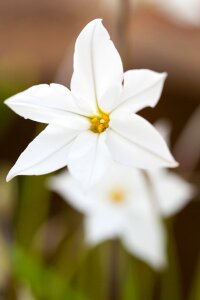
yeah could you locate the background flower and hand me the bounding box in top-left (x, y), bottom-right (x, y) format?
top-left (48, 158), bottom-right (194, 270)
top-left (48, 163), bottom-right (166, 269)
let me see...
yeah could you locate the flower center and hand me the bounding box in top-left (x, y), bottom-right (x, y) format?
top-left (90, 113), bottom-right (110, 133)
top-left (110, 188), bottom-right (125, 204)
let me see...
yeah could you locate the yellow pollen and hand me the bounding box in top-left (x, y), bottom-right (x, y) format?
top-left (90, 112), bottom-right (110, 133)
top-left (110, 189), bottom-right (125, 204)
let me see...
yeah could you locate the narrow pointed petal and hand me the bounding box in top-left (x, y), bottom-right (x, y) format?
top-left (71, 19), bottom-right (123, 114)
top-left (122, 212), bottom-right (166, 269)
top-left (107, 113), bottom-right (178, 169)
top-left (48, 171), bottom-right (93, 214)
top-left (113, 70), bottom-right (167, 113)
top-left (148, 170), bottom-right (196, 217)
top-left (85, 213), bottom-right (123, 246)
top-left (68, 131), bottom-right (111, 189)
top-left (5, 84), bottom-right (89, 130)
top-left (7, 125), bottom-right (79, 181)
top-left (154, 119), bottom-right (172, 146)
top-left (98, 84), bottom-right (122, 113)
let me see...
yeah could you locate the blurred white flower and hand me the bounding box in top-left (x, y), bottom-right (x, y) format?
top-left (159, 0), bottom-right (200, 25)
top-left (49, 163), bottom-right (167, 269)
top-left (131, 0), bottom-right (200, 26)
top-left (49, 160), bottom-right (194, 269)
top-left (48, 121), bottom-right (195, 269)
top-left (5, 19), bottom-right (177, 188)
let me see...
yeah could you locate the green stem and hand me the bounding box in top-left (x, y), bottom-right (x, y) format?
top-left (109, 240), bottom-right (120, 300)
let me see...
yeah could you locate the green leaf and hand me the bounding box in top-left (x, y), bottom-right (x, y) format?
top-left (12, 244), bottom-right (89, 300)
top-left (16, 175), bottom-right (50, 249)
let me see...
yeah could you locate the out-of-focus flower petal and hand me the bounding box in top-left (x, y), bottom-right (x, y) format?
top-left (122, 211), bottom-right (166, 269)
top-left (71, 19), bottom-right (123, 114)
top-left (84, 212), bottom-right (124, 245)
top-left (48, 171), bottom-right (96, 214)
top-left (149, 170), bottom-right (196, 217)
top-left (159, 0), bottom-right (200, 25)
top-left (6, 125), bottom-right (79, 181)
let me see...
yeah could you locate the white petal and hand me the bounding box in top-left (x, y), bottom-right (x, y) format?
top-left (113, 70), bottom-right (167, 113)
top-left (5, 84), bottom-right (89, 130)
top-left (98, 84), bottom-right (122, 113)
top-left (7, 125), bottom-right (79, 181)
top-left (84, 212), bottom-right (124, 246)
top-left (122, 211), bottom-right (166, 269)
top-left (148, 170), bottom-right (196, 217)
top-left (48, 166), bottom-right (128, 216)
top-left (68, 131), bottom-right (111, 188)
top-left (154, 119), bottom-right (172, 146)
top-left (93, 161), bottom-right (147, 196)
top-left (71, 19), bottom-right (123, 114)
top-left (48, 171), bottom-right (93, 214)
top-left (107, 113), bottom-right (178, 169)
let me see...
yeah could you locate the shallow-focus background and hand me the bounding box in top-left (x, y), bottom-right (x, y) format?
top-left (0, 0), bottom-right (200, 299)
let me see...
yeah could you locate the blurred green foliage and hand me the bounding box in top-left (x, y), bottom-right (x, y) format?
top-left (12, 244), bottom-right (88, 300)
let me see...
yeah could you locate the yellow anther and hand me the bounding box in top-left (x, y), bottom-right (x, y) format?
top-left (97, 124), bottom-right (104, 133)
top-left (91, 117), bottom-right (98, 124)
top-left (102, 113), bottom-right (109, 121)
top-left (89, 112), bottom-right (110, 133)
top-left (110, 189), bottom-right (125, 204)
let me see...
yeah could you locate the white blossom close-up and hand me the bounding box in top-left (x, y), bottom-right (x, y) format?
top-left (48, 158), bottom-right (194, 269)
top-left (5, 19), bottom-right (178, 188)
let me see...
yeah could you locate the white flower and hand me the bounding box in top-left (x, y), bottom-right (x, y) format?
top-left (138, 0), bottom-right (200, 25)
top-left (48, 163), bottom-right (166, 269)
top-left (5, 19), bottom-right (177, 188)
top-left (161, 0), bottom-right (200, 25)
top-left (48, 159), bottom-right (194, 269)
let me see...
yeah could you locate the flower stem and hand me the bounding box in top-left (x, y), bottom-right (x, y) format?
top-left (109, 239), bottom-right (120, 300)
top-left (118, 0), bottom-right (131, 68)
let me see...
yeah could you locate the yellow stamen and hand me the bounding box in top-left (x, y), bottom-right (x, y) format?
top-left (110, 189), bottom-right (125, 204)
top-left (97, 124), bottom-right (104, 133)
top-left (90, 112), bottom-right (110, 133)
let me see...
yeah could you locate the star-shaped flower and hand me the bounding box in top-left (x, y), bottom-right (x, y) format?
top-left (5, 19), bottom-right (177, 187)
top-left (49, 163), bottom-right (166, 269)
top-left (48, 161), bottom-right (194, 269)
